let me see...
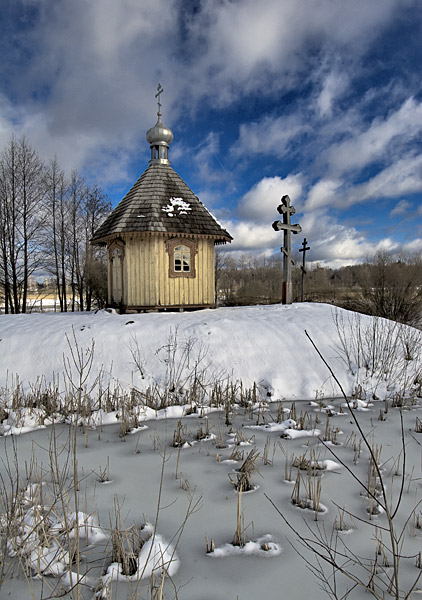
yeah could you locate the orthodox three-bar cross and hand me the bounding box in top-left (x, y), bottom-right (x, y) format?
top-left (299, 237), bottom-right (310, 302)
top-left (272, 195), bottom-right (302, 304)
top-left (155, 83), bottom-right (164, 114)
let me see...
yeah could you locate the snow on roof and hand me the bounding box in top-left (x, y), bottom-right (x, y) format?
top-left (162, 197), bottom-right (192, 217)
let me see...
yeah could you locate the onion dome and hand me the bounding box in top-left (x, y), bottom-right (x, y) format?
top-left (146, 114), bottom-right (174, 146)
top-left (146, 84), bottom-right (173, 165)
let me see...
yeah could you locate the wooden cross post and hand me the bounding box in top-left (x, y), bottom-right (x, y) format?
top-left (299, 237), bottom-right (310, 302)
top-left (272, 195), bottom-right (302, 304)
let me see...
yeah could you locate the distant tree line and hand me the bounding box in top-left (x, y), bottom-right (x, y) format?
top-left (0, 135), bottom-right (111, 313)
top-left (216, 249), bottom-right (422, 327)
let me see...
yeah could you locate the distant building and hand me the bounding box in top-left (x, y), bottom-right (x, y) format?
top-left (91, 96), bottom-right (232, 312)
top-left (28, 276), bottom-right (38, 292)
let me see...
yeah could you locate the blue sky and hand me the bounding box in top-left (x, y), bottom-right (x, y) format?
top-left (1, 0), bottom-right (421, 267)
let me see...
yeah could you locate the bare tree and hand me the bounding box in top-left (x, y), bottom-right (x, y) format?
top-left (83, 184), bottom-right (111, 310)
top-left (357, 251), bottom-right (422, 326)
top-left (0, 136), bottom-right (46, 313)
top-left (44, 165), bottom-right (111, 312)
top-left (46, 157), bottom-right (70, 311)
top-left (67, 170), bottom-right (85, 311)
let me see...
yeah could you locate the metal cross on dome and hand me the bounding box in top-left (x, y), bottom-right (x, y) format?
top-left (155, 83), bottom-right (164, 114)
top-left (272, 195), bottom-right (302, 304)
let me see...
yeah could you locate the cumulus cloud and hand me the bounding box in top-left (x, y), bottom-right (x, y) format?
top-left (305, 179), bottom-right (343, 211)
top-left (220, 220), bottom-right (281, 252)
top-left (225, 196), bottom-right (405, 267)
top-left (300, 211), bottom-right (400, 267)
top-left (238, 175), bottom-right (303, 223)
top-left (230, 164), bottom-right (419, 266)
top-left (402, 238), bottom-right (422, 254)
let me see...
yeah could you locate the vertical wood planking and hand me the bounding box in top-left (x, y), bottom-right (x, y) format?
top-left (122, 234), bottom-right (217, 308)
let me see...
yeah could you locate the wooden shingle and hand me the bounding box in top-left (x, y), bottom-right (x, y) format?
top-left (92, 163), bottom-right (232, 244)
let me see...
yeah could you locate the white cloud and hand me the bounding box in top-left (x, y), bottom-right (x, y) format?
top-left (300, 210), bottom-right (400, 266)
top-left (325, 98), bottom-right (422, 176)
top-left (305, 179), bottom-right (343, 211)
top-left (390, 199), bottom-right (412, 216)
top-left (182, 0), bottom-right (400, 105)
top-left (402, 238), bottom-right (422, 254)
top-left (0, 0), bottom-right (410, 184)
top-left (220, 171), bottom-right (418, 267)
top-left (238, 175), bottom-right (303, 223)
top-left (221, 220), bottom-right (281, 252)
top-left (224, 205), bottom-right (404, 267)
top-left (316, 71), bottom-right (349, 118)
top-left (231, 115), bottom-right (307, 159)
top-left (304, 153), bottom-right (422, 211)
top-left (358, 154), bottom-right (422, 201)
top-left (0, 0), bottom-right (179, 179)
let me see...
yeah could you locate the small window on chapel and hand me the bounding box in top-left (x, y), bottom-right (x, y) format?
top-left (167, 238), bottom-right (196, 278)
top-left (174, 245), bottom-right (191, 272)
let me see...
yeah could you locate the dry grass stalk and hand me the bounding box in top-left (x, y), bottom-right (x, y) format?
top-left (214, 428), bottom-right (227, 449)
top-left (276, 400), bottom-right (285, 423)
top-left (334, 506), bottom-right (351, 531)
top-left (229, 447), bottom-right (244, 462)
top-left (172, 420), bottom-right (187, 448)
top-left (292, 449), bottom-right (324, 474)
top-left (196, 419), bottom-right (210, 440)
top-left (232, 487), bottom-right (246, 547)
top-left (205, 536), bottom-right (215, 554)
top-left (291, 470), bottom-right (323, 520)
top-left (262, 436), bottom-right (275, 466)
top-left (230, 448), bottom-right (261, 492)
top-left (284, 453), bottom-right (294, 482)
top-left (96, 457), bottom-right (110, 483)
top-left (323, 418), bottom-right (340, 444)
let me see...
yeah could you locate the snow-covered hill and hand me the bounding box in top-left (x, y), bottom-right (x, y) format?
top-left (1, 303), bottom-right (420, 402)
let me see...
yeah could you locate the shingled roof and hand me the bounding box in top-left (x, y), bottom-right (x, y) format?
top-left (91, 162), bottom-right (232, 245)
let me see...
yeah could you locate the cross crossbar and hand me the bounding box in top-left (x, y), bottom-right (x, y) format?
top-left (272, 220), bottom-right (302, 234)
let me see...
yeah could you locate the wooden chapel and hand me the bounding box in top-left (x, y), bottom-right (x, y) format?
top-left (91, 89), bottom-right (232, 312)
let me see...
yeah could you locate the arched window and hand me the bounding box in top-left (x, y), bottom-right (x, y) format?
top-left (166, 238), bottom-right (197, 278)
